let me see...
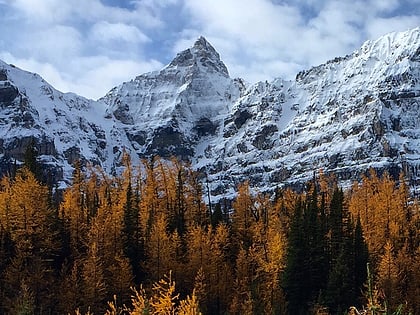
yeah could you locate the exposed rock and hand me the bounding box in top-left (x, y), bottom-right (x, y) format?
top-left (193, 117), bottom-right (217, 137)
top-left (0, 136), bottom-right (56, 161)
top-left (64, 146), bottom-right (81, 165)
top-left (2, 29), bottom-right (420, 198)
top-left (0, 69), bottom-right (7, 81)
top-left (233, 109), bottom-right (252, 129)
top-left (147, 126), bottom-right (193, 159)
top-left (127, 131), bottom-right (147, 146)
top-left (0, 82), bottom-right (19, 105)
top-left (252, 124), bottom-right (278, 150)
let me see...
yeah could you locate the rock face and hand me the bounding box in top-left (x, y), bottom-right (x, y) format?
top-left (1, 28), bottom-right (420, 198)
top-left (100, 36), bottom-right (245, 160)
top-left (198, 28), bottom-right (420, 197)
top-left (0, 60), bottom-right (132, 186)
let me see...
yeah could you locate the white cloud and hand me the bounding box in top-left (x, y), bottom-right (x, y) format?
top-left (10, 0), bottom-right (72, 23)
top-left (180, 0), bottom-right (420, 83)
top-left (0, 0), bottom-right (170, 99)
top-left (0, 0), bottom-right (419, 99)
top-left (11, 0), bottom-right (164, 29)
top-left (0, 52), bottom-right (72, 91)
top-left (184, 0), bottom-right (302, 46)
top-left (90, 21), bottom-right (150, 44)
top-left (366, 15), bottom-right (420, 39)
top-left (0, 51), bottom-right (163, 99)
top-left (369, 0), bottom-right (400, 13)
top-left (65, 57), bottom-right (163, 99)
top-left (17, 25), bottom-right (83, 63)
top-left (132, 0), bottom-right (180, 9)
top-left (181, 0), bottom-right (360, 80)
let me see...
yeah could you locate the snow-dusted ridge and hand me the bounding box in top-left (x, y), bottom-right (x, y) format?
top-left (1, 28), bottom-right (420, 198)
top-left (0, 59), bottom-right (135, 186)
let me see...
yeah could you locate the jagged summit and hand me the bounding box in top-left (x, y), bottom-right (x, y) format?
top-left (2, 27), bottom-right (420, 197)
top-left (100, 36), bottom-right (243, 157)
top-left (358, 26), bottom-right (420, 61)
top-left (167, 36), bottom-right (229, 77)
top-left (102, 35), bottom-right (241, 125)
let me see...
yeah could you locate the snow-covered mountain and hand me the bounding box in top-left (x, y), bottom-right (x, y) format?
top-left (1, 28), bottom-right (420, 198)
top-left (101, 37), bottom-right (246, 159)
top-left (0, 60), bottom-right (133, 185)
top-left (201, 27), bottom-right (420, 197)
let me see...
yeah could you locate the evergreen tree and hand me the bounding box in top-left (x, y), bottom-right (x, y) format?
top-left (23, 138), bottom-right (42, 182)
top-left (303, 184), bottom-right (328, 304)
top-left (122, 180), bottom-right (144, 284)
top-left (328, 188), bottom-right (344, 264)
top-left (325, 242), bottom-right (354, 314)
top-left (0, 225), bottom-right (14, 314)
top-left (283, 198), bottom-right (307, 314)
top-left (353, 215), bottom-right (369, 307)
top-left (211, 203), bottom-right (225, 227)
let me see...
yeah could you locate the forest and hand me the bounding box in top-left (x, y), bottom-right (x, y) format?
top-left (0, 151), bottom-right (419, 315)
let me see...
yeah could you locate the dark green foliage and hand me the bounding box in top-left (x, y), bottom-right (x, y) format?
top-left (325, 243), bottom-right (354, 314)
top-left (284, 185), bottom-right (369, 314)
top-left (353, 216), bottom-right (369, 305)
top-left (0, 161), bottom-right (414, 315)
top-left (0, 227), bottom-right (14, 314)
top-left (303, 185), bottom-right (329, 303)
top-left (283, 198), bottom-right (309, 314)
top-left (325, 190), bottom-right (369, 314)
top-left (122, 182), bottom-right (145, 284)
top-left (23, 138), bottom-right (42, 182)
top-left (329, 188), bottom-right (344, 262)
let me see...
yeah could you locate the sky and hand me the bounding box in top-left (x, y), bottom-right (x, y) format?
top-left (0, 0), bottom-right (419, 100)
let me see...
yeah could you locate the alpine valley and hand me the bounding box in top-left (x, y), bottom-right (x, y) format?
top-left (1, 27), bottom-right (420, 199)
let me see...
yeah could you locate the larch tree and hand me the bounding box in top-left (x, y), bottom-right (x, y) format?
top-left (232, 181), bottom-right (255, 248)
top-left (1, 168), bottom-right (59, 313)
top-left (184, 167), bottom-right (209, 227)
top-left (60, 160), bottom-right (89, 258)
top-left (139, 158), bottom-right (160, 239)
top-left (377, 241), bottom-right (400, 313)
top-left (145, 213), bottom-right (177, 283)
top-left (57, 261), bottom-right (83, 314)
top-left (185, 225), bottom-right (213, 292)
top-left (207, 224), bottom-right (233, 315)
top-left (229, 247), bottom-right (254, 315)
top-left (82, 241), bottom-right (107, 314)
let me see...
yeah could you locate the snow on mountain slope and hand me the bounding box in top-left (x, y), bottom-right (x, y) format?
top-left (0, 60), bottom-right (133, 184)
top-left (101, 37), bottom-right (246, 158)
top-left (200, 27), bottom-right (420, 197)
top-left (1, 28), bottom-right (420, 198)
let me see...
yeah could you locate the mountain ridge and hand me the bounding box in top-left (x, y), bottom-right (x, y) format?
top-left (1, 28), bottom-right (420, 198)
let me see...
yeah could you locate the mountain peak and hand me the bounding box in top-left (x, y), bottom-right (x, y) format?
top-left (193, 36), bottom-right (215, 52)
top-left (167, 36), bottom-right (229, 77)
top-left (358, 27), bottom-right (420, 62)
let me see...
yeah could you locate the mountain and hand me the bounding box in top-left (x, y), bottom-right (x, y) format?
top-left (100, 36), bottom-right (246, 159)
top-left (1, 28), bottom-right (420, 198)
top-left (0, 60), bottom-right (133, 186)
top-left (203, 27), bottom-right (420, 197)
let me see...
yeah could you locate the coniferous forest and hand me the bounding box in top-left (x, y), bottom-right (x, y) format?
top-left (0, 152), bottom-right (419, 315)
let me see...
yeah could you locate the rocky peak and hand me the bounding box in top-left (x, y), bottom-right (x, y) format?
top-left (358, 26), bottom-right (420, 62)
top-left (3, 28), bottom-right (420, 198)
top-left (167, 36), bottom-right (229, 77)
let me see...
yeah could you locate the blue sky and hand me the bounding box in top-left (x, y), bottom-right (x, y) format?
top-left (0, 0), bottom-right (419, 99)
